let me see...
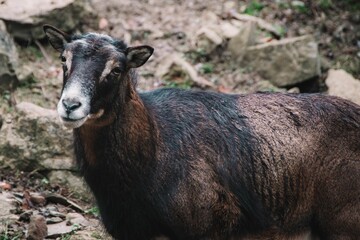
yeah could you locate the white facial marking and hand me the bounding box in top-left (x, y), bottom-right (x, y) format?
top-left (100, 60), bottom-right (117, 82)
top-left (73, 39), bottom-right (89, 46)
top-left (63, 50), bottom-right (73, 74)
top-left (57, 81), bottom-right (91, 129)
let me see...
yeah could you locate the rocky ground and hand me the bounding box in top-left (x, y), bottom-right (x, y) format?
top-left (0, 0), bottom-right (359, 239)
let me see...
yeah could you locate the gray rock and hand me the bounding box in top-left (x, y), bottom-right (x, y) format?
top-left (47, 221), bottom-right (74, 238)
top-left (326, 69), bottom-right (360, 106)
top-left (47, 171), bottom-right (92, 202)
top-left (243, 35), bottom-right (321, 87)
top-left (0, 102), bottom-right (74, 171)
top-left (228, 22), bottom-right (257, 61)
top-left (0, 21), bottom-right (19, 92)
top-left (195, 27), bottom-right (223, 54)
top-left (66, 212), bottom-right (90, 227)
top-left (0, 192), bottom-right (17, 221)
top-left (0, 0), bottom-right (94, 40)
top-left (46, 217), bottom-right (64, 224)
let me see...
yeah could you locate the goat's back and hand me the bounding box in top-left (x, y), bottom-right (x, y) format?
top-left (140, 89), bottom-right (360, 239)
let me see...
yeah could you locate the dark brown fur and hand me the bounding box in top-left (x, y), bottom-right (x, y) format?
top-left (44, 26), bottom-right (360, 240)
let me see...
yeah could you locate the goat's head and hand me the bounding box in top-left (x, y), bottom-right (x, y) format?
top-left (43, 25), bottom-right (153, 129)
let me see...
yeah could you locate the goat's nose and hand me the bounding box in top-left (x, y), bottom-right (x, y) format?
top-left (62, 99), bottom-right (82, 113)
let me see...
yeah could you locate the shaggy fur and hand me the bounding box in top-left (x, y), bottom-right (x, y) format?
top-left (44, 25), bottom-right (360, 240)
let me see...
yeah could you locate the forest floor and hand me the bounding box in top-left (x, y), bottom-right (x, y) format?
top-left (0, 0), bottom-right (359, 239)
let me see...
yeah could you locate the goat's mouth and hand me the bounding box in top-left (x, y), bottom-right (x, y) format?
top-left (59, 109), bottom-right (105, 129)
top-left (60, 116), bottom-right (88, 129)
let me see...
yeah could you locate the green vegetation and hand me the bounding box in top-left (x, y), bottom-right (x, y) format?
top-left (85, 207), bottom-right (100, 218)
top-left (26, 46), bottom-right (43, 60)
top-left (163, 79), bottom-right (192, 89)
top-left (0, 222), bottom-right (21, 240)
top-left (318, 0), bottom-right (333, 8)
top-left (243, 1), bottom-right (265, 16)
top-left (200, 63), bottom-right (214, 74)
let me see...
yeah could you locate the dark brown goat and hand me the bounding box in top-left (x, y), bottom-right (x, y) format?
top-left (44, 25), bottom-right (360, 240)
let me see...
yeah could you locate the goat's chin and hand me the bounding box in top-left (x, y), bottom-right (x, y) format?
top-left (59, 109), bottom-right (105, 129)
top-left (60, 116), bottom-right (88, 129)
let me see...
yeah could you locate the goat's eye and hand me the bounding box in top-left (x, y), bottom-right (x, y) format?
top-left (61, 56), bottom-right (66, 62)
top-left (111, 67), bottom-right (121, 75)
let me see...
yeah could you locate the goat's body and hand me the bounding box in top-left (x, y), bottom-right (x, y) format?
top-left (74, 88), bottom-right (360, 240)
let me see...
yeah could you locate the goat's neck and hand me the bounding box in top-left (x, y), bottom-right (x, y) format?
top-left (74, 89), bottom-right (157, 168)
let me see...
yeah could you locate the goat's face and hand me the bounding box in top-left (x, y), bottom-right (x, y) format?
top-left (43, 25), bottom-right (153, 129)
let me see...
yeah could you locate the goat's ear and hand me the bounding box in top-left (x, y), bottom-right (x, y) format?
top-left (126, 46), bottom-right (154, 68)
top-left (43, 25), bottom-right (71, 52)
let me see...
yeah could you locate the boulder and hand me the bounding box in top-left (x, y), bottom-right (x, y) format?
top-left (0, 192), bottom-right (18, 234)
top-left (0, 21), bottom-right (19, 92)
top-left (0, 102), bottom-right (74, 171)
top-left (47, 171), bottom-right (92, 202)
top-left (195, 27), bottom-right (223, 54)
top-left (326, 69), bottom-right (360, 106)
top-left (0, 0), bottom-right (94, 40)
top-left (227, 22), bottom-right (257, 61)
top-left (243, 35), bottom-right (320, 87)
top-left (155, 53), bottom-right (215, 88)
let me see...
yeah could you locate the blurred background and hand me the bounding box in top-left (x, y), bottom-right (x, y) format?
top-left (0, 0), bottom-right (359, 239)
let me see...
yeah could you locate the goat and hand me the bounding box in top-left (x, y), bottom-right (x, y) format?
top-left (43, 25), bottom-right (360, 240)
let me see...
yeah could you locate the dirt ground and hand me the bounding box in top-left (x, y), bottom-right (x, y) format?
top-left (0, 0), bottom-right (359, 239)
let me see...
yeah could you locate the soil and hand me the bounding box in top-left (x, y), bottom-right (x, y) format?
top-left (0, 0), bottom-right (359, 239)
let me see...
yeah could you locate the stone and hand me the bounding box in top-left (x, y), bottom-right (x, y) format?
top-left (29, 193), bottom-right (46, 207)
top-left (46, 217), bottom-right (64, 224)
top-left (0, 21), bottom-right (19, 92)
top-left (228, 22), bottom-right (257, 61)
top-left (326, 69), bottom-right (360, 106)
top-left (243, 35), bottom-right (320, 87)
top-left (195, 27), bottom-right (223, 54)
top-left (220, 22), bottom-right (240, 39)
top-left (47, 171), bottom-right (92, 202)
top-left (0, 0), bottom-right (94, 40)
top-left (0, 102), bottom-right (74, 171)
top-left (47, 221), bottom-right (73, 238)
top-left (66, 213), bottom-right (90, 227)
top-left (0, 192), bottom-right (17, 221)
top-left (155, 53), bottom-right (215, 88)
top-left (27, 215), bottom-right (48, 240)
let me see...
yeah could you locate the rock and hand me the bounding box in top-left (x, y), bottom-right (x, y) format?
top-left (47, 171), bottom-right (92, 202)
top-left (326, 69), bottom-right (360, 105)
top-left (220, 22), bottom-right (240, 39)
top-left (19, 210), bottom-right (33, 222)
top-left (66, 213), bottom-right (90, 227)
top-left (155, 53), bottom-right (215, 88)
top-left (195, 27), bottom-right (223, 54)
top-left (27, 215), bottom-right (48, 240)
top-left (46, 217), bottom-right (64, 224)
top-left (228, 22), bottom-right (257, 61)
top-left (243, 35), bottom-right (320, 87)
top-left (0, 102), bottom-right (74, 171)
top-left (47, 221), bottom-right (74, 238)
top-left (0, 21), bottom-right (19, 92)
top-left (253, 80), bottom-right (286, 93)
top-left (29, 193), bottom-right (46, 207)
top-left (0, 0), bottom-right (94, 40)
top-left (0, 192), bottom-right (17, 221)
